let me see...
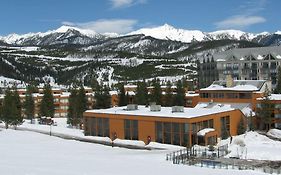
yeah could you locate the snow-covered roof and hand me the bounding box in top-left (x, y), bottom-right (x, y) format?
top-left (197, 128), bottom-right (215, 136)
top-left (195, 102), bottom-right (252, 116)
top-left (124, 85), bottom-right (137, 88)
top-left (127, 91), bottom-right (135, 96)
top-left (109, 91), bottom-right (118, 95)
top-left (85, 105), bottom-right (235, 119)
top-left (211, 45), bottom-right (281, 62)
top-left (185, 92), bottom-right (199, 97)
top-left (257, 94), bottom-right (281, 101)
top-left (200, 80), bottom-right (265, 92)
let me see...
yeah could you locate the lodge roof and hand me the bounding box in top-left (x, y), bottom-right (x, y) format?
top-left (211, 46), bottom-right (281, 62)
top-left (85, 105), bottom-right (236, 119)
top-left (200, 80), bottom-right (266, 92)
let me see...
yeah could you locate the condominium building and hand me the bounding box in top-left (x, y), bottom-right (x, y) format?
top-left (198, 46), bottom-right (281, 88)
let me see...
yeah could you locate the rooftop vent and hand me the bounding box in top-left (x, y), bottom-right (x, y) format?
top-left (150, 105), bottom-right (161, 112)
top-left (126, 104), bottom-right (138, 111)
top-left (172, 106), bottom-right (184, 113)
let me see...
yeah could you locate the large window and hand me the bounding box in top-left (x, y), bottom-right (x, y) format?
top-left (239, 93), bottom-right (252, 99)
top-left (155, 122), bottom-right (190, 146)
top-left (124, 120), bottom-right (138, 140)
top-left (191, 119), bottom-right (214, 133)
top-left (220, 116), bottom-right (230, 138)
top-left (87, 117), bottom-right (109, 137)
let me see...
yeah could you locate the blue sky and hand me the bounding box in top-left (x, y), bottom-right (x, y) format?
top-left (0, 0), bottom-right (280, 35)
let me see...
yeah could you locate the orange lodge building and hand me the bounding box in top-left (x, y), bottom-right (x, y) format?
top-left (83, 104), bottom-right (245, 147)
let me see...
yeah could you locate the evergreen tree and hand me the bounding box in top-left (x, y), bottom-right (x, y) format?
top-left (90, 77), bottom-right (99, 91)
top-left (12, 87), bottom-right (23, 127)
top-left (275, 67), bottom-right (281, 94)
top-left (77, 86), bottom-right (87, 126)
top-left (1, 89), bottom-right (21, 129)
top-left (237, 117), bottom-right (246, 135)
top-left (136, 80), bottom-right (148, 105)
top-left (150, 79), bottom-right (162, 105)
top-left (67, 86), bottom-right (87, 127)
top-left (94, 83), bottom-right (103, 109)
top-left (40, 84), bottom-right (54, 118)
top-left (68, 88), bottom-right (78, 126)
top-left (164, 81), bottom-right (173, 106)
top-left (173, 80), bottom-right (185, 106)
top-left (1, 89), bottom-right (14, 128)
top-left (257, 85), bottom-right (274, 130)
top-left (24, 85), bottom-right (35, 123)
top-left (102, 85), bottom-right (111, 108)
top-left (118, 83), bottom-right (127, 106)
top-left (221, 126), bottom-right (229, 140)
top-left (94, 84), bottom-right (111, 109)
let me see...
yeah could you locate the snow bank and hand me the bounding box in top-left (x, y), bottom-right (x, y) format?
top-left (267, 129), bottom-right (281, 139)
top-left (226, 131), bottom-right (281, 160)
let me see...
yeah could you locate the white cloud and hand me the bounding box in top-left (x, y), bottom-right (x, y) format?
top-left (62, 19), bottom-right (138, 34)
top-left (109, 0), bottom-right (146, 8)
top-left (214, 0), bottom-right (267, 30)
top-left (215, 15), bottom-right (266, 29)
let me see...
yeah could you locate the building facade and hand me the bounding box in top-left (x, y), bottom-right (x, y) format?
top-left (83, 105), bottom-right (244, 147)
top-left (198, 46), bottom-right (281, 88)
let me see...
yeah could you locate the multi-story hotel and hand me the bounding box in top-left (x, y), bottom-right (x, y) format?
top-left (198, 46), bottom-right (281, 88)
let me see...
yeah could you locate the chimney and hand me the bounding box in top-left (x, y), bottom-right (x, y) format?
top-left (226, 75), bottom-right (233, 88)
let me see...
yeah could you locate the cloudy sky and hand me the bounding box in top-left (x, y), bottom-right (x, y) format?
top-left (0, 0), bottom-right (279, 35)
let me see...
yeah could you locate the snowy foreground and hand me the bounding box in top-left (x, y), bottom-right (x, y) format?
top-left (0, 129), bottom-right (267, 175)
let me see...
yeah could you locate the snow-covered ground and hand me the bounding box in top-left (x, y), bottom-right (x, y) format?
top-left (223, 131), bottom-right (281, 161)
top-left (0, 129), bottom-right (267, 175)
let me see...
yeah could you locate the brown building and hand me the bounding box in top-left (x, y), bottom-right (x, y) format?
top-left (84, 105), bottom-right (244, 146)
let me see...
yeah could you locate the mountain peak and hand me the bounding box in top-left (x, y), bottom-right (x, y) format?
top-left (54, 25), bottom-right (97, 37)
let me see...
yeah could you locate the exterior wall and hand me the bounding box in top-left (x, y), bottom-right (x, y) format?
top-left (83, 109), bottom-right (244, 146)
top-left (185, 95), bottom-right (200, 107)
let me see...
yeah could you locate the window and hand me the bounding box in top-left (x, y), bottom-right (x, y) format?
top-left (155, 122), bottom-right (190, 147)
top-left (221, 116), bottom-right (230, 138)
top-left (124, 119), bottom-right (138, 140)
top-left (87, 117), bottom-right (109, 137)
top-left (156, 122), bottom-right (163, 143)
top-left (200, 93), bottom-right (210, 98)
top-left (239, 93), bottom-right (252, 99)
top-left (275, 104), bottom-right (281, 109)
top-left (172, 123), bottom-right (180, 145)
top-left (226, 93), bottom-right (239, 99)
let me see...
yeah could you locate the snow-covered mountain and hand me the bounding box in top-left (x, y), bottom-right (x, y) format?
top-left (0, 26), bottom-right (118, 46)
top-left (127, 24), bottom-right (281, 45)
top-left (128, 24), bottom-right (206, 43)
top-left (0, 24), bottom-right (280, 46)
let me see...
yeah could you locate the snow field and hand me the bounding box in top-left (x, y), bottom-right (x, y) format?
top-left (0, 129), bottom-right (267, 175)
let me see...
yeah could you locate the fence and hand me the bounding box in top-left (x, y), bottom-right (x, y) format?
top-left (166, 144), bottom-right (229, 164)
top-left (194, 159), bottom-right (281, 174)
top-left (166, 144), bottom-right (281, 174)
